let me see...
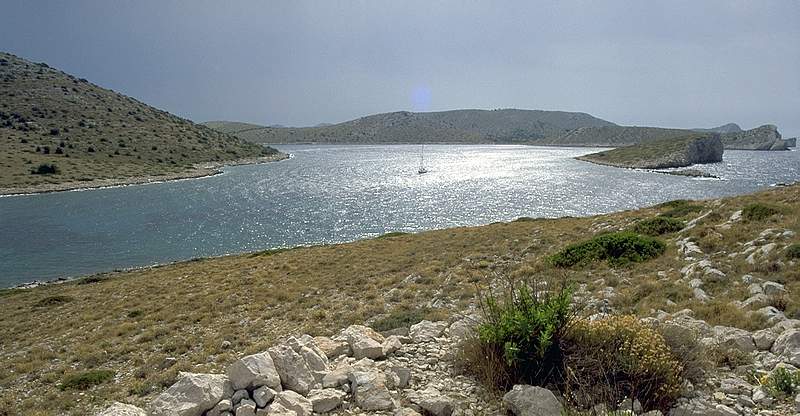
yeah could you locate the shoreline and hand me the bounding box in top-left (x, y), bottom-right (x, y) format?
top-left (0, 153), bottom-right (289, 197)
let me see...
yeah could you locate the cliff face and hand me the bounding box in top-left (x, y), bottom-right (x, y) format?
top-left (720, 125), bottom-right (787, 150)
top-left (576, 134), bottom-right (724, 169)
top-left (785, 137), bottom-right (797, 147)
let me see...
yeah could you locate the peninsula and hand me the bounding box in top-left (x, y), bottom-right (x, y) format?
top-left (576, 133), bottom-right (724, 169)
top-left (0, 52), bottom-right (285, 195)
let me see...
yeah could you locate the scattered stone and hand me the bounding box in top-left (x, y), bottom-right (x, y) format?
top-left (771, 328), bottom-right (800, 366)
top-left (340, 325), bottom-right (386, 359)
top-left (349, 370), bottom-right (395, 411)
top-left (752, 329), bottom-right (778, 351)
top-left (234, 399), bottom-right (256, 416)
top-left (313, 336), bottom-right (351, 359)
top-left (307, 388), bottom-right (346, 413)
top-left (383, 335), bottom-right (403, 355)
top-left (263, 402), bottom-right (296, 416)
top-left (273, 391), bottom-right (312, 416)
top-left (322, 365), bottom-right (352, 388)
top-left (394, 408), bottom-right (423, 416)
top-left (149, 372), bottom-right (233, 416)
top-left (762, 281), bottom-right (786, 296)
top-left (386, 366), bottom-right (411, 389)
top-left (228, 352), bottom-right (282, 391)
top-left (232, 389), bottom-right (250, 406)
top-left (96, 402), bottom-right (146, 416)
top-left (252, 386), bottom-right (276, 408)
top-left (502, 385), bottom-right (562, 416)
top-left (408, 387), bottom-right (454, 416)
top-left (713, 326), bottom-right (756, 353)
top-left (409, 320), bottom-right (448, 343)
top-left (268, 344), bottom-right (315, 395)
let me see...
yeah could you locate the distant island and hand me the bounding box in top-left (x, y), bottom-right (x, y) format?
top-left (576, 133), bottom-right (724, 170)
top-left (0, 52), bottom-right (285, 195)
top-left (205, 111), bottom-right (790, 150)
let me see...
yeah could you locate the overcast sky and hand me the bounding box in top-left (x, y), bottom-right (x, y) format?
top-left (2, 1), bottom-right (798, 136)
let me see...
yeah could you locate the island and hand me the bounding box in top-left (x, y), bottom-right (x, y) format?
top-left (576, 133), bottom-right (724, 169)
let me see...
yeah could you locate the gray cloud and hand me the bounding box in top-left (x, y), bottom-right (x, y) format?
top-left (2, 0), bottom-right (798, 136)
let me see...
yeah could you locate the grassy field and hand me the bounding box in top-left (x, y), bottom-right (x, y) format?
top-left (0, 184), bottom-right (798, 415)
top-left (0, 52), bottom-right (280, 192)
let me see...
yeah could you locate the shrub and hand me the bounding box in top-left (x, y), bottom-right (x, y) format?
top-left (761, 367), bottom-right (800, 397)
top-left (59, 369), bottom-right (115, 390)
top-left (34, 295), bottom-right (73, 307)
top-left (549, 232), bottom-right (666, 267)
top-left (785, 243), bottom-right (800, 260)
top-left (371, 306), bottom-right (435, 332)
top-left (30, 163), bottom-right (58, 175)
top-left (657, 200), bottom-right (703, 218)
top-left (742, 203), bottom-right (780, 221)
top-left (631, 217), bottom-right (685, 236)
top-left (562, 316), bottom-right (684, 411)
top-left (461, 280), bottom-right (573, 390)
top-left (376, 231), bottom-right (409, 239)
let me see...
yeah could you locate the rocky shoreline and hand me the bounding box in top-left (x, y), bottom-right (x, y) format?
top-left (0, 153), bottom-right (289, 197)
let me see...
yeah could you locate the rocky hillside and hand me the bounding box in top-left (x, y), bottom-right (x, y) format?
top-left (202, 109), bottom-right (617, 144)
top-left (693, 123), bottom-right (743, 134)
top-left (1, 183), bottom-right (798, 415)
top-left (0, 52), bottom-right (282, 193)
top-left (577, 134), bottom-right (724, 169)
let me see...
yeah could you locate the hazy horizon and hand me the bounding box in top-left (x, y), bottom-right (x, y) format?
top-left (1, 1), bottom-right (798, 137)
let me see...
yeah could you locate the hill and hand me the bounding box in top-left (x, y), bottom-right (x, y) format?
top-left (202, 109), bottom-right (617, 144)
top-left (692, 122), bottom-right (743, 134)
top-left (0, 52), bottom-right (283, 194)
top-left (531, 124), bottom-right (788, 150)
top-left (576, 133), bottom-right (723, 169)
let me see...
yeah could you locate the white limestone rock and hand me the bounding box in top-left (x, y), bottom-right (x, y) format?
top-left (96, 402), bottom-right (146, 416)
top-left (771, 328), bottom-right (800, 366)
top-left (313, 336), bottom-right (351, 359)
top-left (235, 399), bottom-right (257, 416)
top-left (268, 344), bottom-right (315, 395)
top-left (713, 325), bottom-right (756, 353)
top-left (407, 387), bottom-right (454, 416)
top-left (149, 372), bottom-right (233, 416)
top-left (227, 352), bottom-right (282, 391)
top-left (252, 386), bottom-right (276, 408)
top-left (408, 320), bottom-right (448, 343)
top-left (502, 385), bottom-right (562, 416)
top-left (339, 325), bottom-right (386, 360)
top-left (273, 391), bottom-right (312, 416)
top-left (307, 388), bottom-right (346, 413)
top-left (349, 370), bottom-right (395, 411)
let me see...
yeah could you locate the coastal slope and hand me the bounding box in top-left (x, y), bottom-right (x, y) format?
top-left (202, 109), bottom-right (617, 144)
top-left (0, 52), bottom-right (284, 194)
top-left (576, 133), bottom-right (724, 169)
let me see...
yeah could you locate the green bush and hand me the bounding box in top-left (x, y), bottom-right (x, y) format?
top-left (371, 306), bottom-right (434, 332)
top-left (549, 232), bottom-right (666, 267)
top-left (656, 200), bottom-right (703, 218)
top-left (461, 281), bottom-right (573, 390)
top-left (34, 295), bottom-right (73, 307)
top-left (30, 163), bottom-right (58, 175)
top-left (761, 367), bottom-right (800, 397)
top-left (742, 203), bottom-right (780, 221)
top-left (786, 244), bottom-right (800, 260)
top-left (631, 217), bottom-right (685, 236)
top-left (59, 369), bottom-right (115, 390)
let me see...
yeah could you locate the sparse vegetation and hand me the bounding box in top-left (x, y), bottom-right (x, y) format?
top-left (60, 369), bottom-right (115, 391)
top-left (631, 216), bottom-right (685, 236)
top-left (30, 162), bottom-right (58, 175)
top-left (370, 306), bottom-right (440, 332)
top-left (549, 232), bottom-right (666, 267)
top-left (33, 295), bottom-right (73, 307)
top-left (742, 203), bottom-right (781, 221)
top-left (761, 367), bottom-right (800, 398)
top-left (786, 243), bottom-right (800, 260)
top-left (658, 200), bottom-right (704, 218)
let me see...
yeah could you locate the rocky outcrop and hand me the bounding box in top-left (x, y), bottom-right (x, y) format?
top-left (784, 137), bottom-right (796, 147)
top-left (148, 372), bottom-right (233, 416)
top-left (503, 385), bottom-right (563, 416)
top-left (720, 124), bottom-right (787, 150)
top-left (96, 402), bottom-right (146, 416)
top-left (577, 134), bottom-right (723, 169)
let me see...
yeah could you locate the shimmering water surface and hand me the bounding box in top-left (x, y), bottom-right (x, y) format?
top-left (1, 145), bottom-right (798, 287)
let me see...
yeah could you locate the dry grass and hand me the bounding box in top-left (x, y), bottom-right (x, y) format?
top-left (0, 184), bottom-right (798, 415)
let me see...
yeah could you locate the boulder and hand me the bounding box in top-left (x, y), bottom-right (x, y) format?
top-left (713, 326), bottom-right (755, 353)
top-left (263, 403), bottom-right (297, 416)
top-left (762, 281), bottom-right (786, 296)
top-left (382, 335), bottom-right (403, 355)
top-left (268, 344), bottom-right (315, 395)
top-left (235, 399), bottom-right (257, 416)
top-left (273, 391), bottom-right (312, 416)
top-left (228, 352), bottom-right (282, 391)
top-left (96, 402), bottom-right (146, 416)
top-left (771, 328), bottom-right (800, 366)
top-left (232, 389), bottom-right (250, 405)
top-left (502, 385), bottom-right (562, 416)
top-left (253, 386), bottom-right (276, 408)
top-left (339, 325), bottom-right (386, 359)
top-left (752, 329), bottom-right (778, 351)
top-left (307, 388), bottom-right (346, 413)
top-left (349, 370), bottom-right (395, 411)
top-left (149, 372), bottom-right (233, 416)
top-left (386, 366), bottom-right (411, 389)
top-left (313, 336), bottom-right (351, 358)
top-left (321, 365), bottom-right (352, 388)
top-left (795, 393), bottom-right (800, 413)
top-left (409, 320), bottom-right (448, 343)
top-left (407, 387), bottom-right (453, 416)
top-left (206, 399), bottom-right (232, 416)
top-left (394, 408), bottom-right (423, 416)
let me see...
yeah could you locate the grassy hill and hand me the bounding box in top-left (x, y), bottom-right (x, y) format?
top-left (576, 133), bottom-right (724, 169)
top-left (0, 183), bottom-right (797, 414)
top-left (0, 52), bottom-right (282, 193)
top-left (202, 109), bottom-right (617, 144)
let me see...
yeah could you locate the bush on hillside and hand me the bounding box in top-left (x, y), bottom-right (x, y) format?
top-left (459, 280), bottom-right (574, 390)
top-left (371, 306), bottom-right (439, 332)
top-left (548, 232), bottom-right (666, 267)
top-left (631, 217), bottom-right (685, 236)
top-left (786, 244), bottom-right (800, 260)
top-left (562, 316), bottom-right (684, 411)
top-left (761, 367), bottom-right (800, 397)
top-left (30, 163), bottom-right (58, 175)
top-left (59, 369), bottom-right (115, 390)
top-left (742, 203), bottom-right (780, 221)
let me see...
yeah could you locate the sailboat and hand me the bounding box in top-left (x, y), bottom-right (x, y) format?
top-left (418, 143), bottom-right (428, 174)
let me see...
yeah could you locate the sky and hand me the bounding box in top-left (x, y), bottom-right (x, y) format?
top-left (1, 1), bottom-right (799, 137)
